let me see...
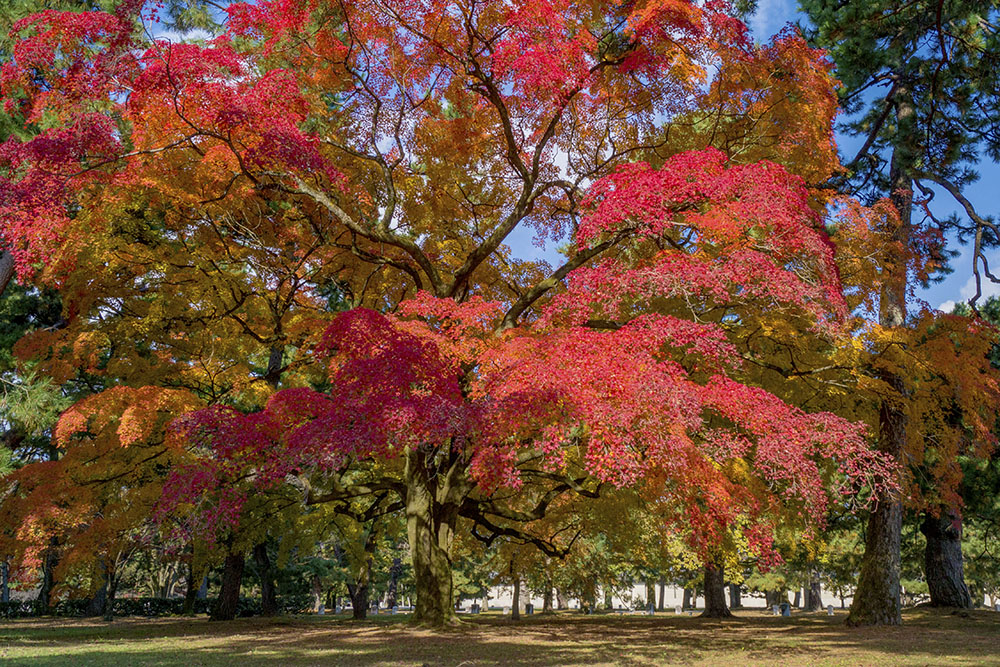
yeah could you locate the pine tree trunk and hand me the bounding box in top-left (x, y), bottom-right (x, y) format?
top-left (211, 552), bottom-right (245, 621)
top-left (700, 563), bottom-right (733, 618)
top-left (405, 446), bottom-right (467, 626)
top-left (921, 507), bottom-right (972, 608)
top-left (847, 493), bottom-right (903, 626)
top-left (846, 83), bottom-right (913, 630)
top-left (728, 583), bottom-right (741, 609)
top-left (252, 543), bottom-right (278, 616)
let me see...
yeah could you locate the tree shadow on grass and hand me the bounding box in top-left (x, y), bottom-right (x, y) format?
top-left (1, 607), bottom-right (997, 666)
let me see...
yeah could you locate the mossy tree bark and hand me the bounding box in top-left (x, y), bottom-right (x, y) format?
top-left (921, 507), bottom-right (972, 608)
top-left (405, 445), bottom-right (469, 627)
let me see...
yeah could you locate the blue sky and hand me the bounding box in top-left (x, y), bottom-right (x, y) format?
top-left (750, 0), bottom-right (1000, 312)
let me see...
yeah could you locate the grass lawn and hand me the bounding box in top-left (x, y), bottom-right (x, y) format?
top-left (0, 607), bottom-right (997, 666)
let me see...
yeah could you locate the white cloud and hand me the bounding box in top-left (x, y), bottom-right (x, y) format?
top-left (935, 272), bottom-right (1000, 312)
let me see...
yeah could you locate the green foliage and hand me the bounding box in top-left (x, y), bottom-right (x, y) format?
top-left (802, 0), bottom-right (1000, 281)
top-left (0, 372), bottom-right (72, 440)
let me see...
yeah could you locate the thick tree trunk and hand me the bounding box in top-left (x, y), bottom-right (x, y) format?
top-left (211, 552), bottom-right (245, 621)
top-left (793, 589), bottom-right (801, 608)
top-left (346, 574), bottom-right (369, 620)
top-left (806, 570), bottom-right (823, 612)
top-left (86, 574), bottom-right (108, 617)
top-left (252, 543), bottom-right (278, 616)
top-left (847, 495), bottom-right (902, 626)
top-left (405, 446), bottom-right (467, 626)
top-left (728, 583), bottom-right (741, 609)
top-left (543, 580), bottom-right (554, 613)
top-left (658, 578), bottom-right (666, 611)
top-left (847, 362), bottom-right (905, 627)
top-left (700, 563), bottom-right (733, 618)
top-left (921, 508), bottom-right (972, 608)
top-left (682, 588), bottom-right (692, 610)
top-left (645, 580), bottom-right (655, 610)
top-left (347, 532), bottom-right (375, 621)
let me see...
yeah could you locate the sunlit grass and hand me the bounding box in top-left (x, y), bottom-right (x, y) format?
top-left (1, 607), bottom-right (996, 665)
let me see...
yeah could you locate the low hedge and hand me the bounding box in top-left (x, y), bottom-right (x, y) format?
top-left (0, 593), bottom-right (313, 619)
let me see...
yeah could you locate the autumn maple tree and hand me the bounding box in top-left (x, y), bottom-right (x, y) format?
top-left (0, 0), bottom-right (906, 626)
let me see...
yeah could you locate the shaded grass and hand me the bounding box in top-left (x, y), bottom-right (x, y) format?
top-left (1, 607), bottom-right (997, 665)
